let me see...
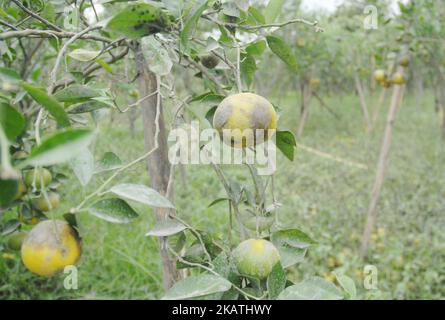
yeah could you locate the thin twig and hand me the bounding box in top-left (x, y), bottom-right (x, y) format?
top-left (48, 25), bottom-right (101, 93)
top-left (0, 29), bottom-right (111, 43)
top-left (10, 0), bottom-right (63, 32)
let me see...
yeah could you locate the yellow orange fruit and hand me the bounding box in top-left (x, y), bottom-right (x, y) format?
top-left (213, 93), bottom-right (277, 148)
top-left (21, 220), bottom-right (81, 276)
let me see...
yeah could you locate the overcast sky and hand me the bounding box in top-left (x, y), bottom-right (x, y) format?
top-left (299, 0), bottom-right (410, 14)
top-left (300, 0), bottom-right (345, 13)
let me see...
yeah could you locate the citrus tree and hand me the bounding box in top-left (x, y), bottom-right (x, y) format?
top-left (0, 0), bottom-right (361, 299)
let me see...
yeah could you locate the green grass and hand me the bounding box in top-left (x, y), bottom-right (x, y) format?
top-left (1, 91), bottom-right (444, 299)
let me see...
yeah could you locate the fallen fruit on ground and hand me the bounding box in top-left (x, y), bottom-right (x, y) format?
top-left (233, 238), bottom-right (280, 279)
top-left (213, 93), bottom-right (277, 148)
top-left (296, 37), bottom-right (306, 48)
top-left (32, 192), bottom-right (60, 212)
top-left (21, 220), bottom-right (81, 276)
top-left (310, 78), bottom-right (321, 88)
top-left (25, 168), bottom-right (52, 189)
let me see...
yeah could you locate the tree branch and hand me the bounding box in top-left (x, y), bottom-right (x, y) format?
top-left (10, 0), bottom-right (63, 32)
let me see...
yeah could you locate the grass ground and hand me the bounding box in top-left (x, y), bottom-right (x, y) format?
top-left (1, 90), bottom-right (444, 299)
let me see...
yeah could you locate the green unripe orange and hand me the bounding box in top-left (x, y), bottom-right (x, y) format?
top-left (233, 239), bottom-right (280, 279)
top-left (7, 232), bottom-right (27, 251)
top-left (12, 151), bottom-right (28, 160)
top-left (32, 192), bottom-right (60, 212)
top-left (25, 168), bottom-right (52, 189)
top-left (201, 54), bottom-right (220, 69)
top-left (213, 93), bottom-right (277, 148)
top-left (14, 179), bottom-right (27, 200)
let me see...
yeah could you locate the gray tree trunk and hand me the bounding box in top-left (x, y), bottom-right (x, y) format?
top-left (134, 44), bottom-right (179, 289)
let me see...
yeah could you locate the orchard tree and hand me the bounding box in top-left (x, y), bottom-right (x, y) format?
top-left (0, 0), bottom-right (358, 300)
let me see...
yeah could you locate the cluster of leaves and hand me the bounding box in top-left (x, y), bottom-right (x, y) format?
top-left (0, 0), bottom-right (356, 300)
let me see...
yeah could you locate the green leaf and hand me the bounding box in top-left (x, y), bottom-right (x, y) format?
top-left (334, 273), bottom-right (357, 299)
top-left (189, 92), bottom-right (225, 104)
top-left (205, 106), bottom-right (217, 125)
top-left (0, 103), bottom-right (25, 140)
top-left (240, 53), bottom-right (256, 87)
top-left (22, 128), bottom-right (95, 167)
top-left (278, 277), bottom-right (343, 300)
top-left (276, 130), bottom-right (296, 161)
top-left (1, 219), bottom-right (20, 236)
top-left (68, 48), bottom-right (100, 62)
top-left (0, 67), bottom-right (21, 82)
top-left (88, 198), bottom-right (139, 223)
top-left (180, 0), bottom-right (208, 54)
top-left (267, 262), bottom-right (286, 299)
top-left (207, 197), bottom-right (229, 208)
top-left (0, 178), bottom-right (18, 207)
top-left (271, 228), bottom-right (314, 268)
top-left (106, 3), bottom-right (172, 39)
top-left (271, 228), bottom-right (316, 249)
top-left (67, 101), bottom-right (110, 114)
top-left (248, 6), bottom-right (266, 24)
top-left (22, 82), bottom-right (70, 127)
top-left (264, 0), bottom-right (285, 23)
top-left (266, 36), bottom-right (298, 71)
top-left (141, 36), bottom-right (172, 76)
top-left (276, 245), bottom-right (307, 268)
top-left (94, 151), bottom-right (122, 173)
top-left (146, 219), bottom-right (187, 237)
top-left (70, 147), bottom-right (94, 186)
top-left (109, 183), bottom-right (175, 209)
top-left (95, 59), bottom-right (114, 74)
top-left (162, 274), bottom-right (232, 300)
top-left (246, 40), bottom-right (267, 56)
top-left (54, 85), bottom-right (102, 104)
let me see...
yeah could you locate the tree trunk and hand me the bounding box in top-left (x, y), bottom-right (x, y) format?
top-left (369, 88), bottom-right (387, 133)
top-left (360, 78), bottom-right (406, 259)
top-left (128, 108), bottom-right (137, 138)
top-left (354, 73), bottom-right (371, 131)
top-left (134, 44), bottom-right (179, 289)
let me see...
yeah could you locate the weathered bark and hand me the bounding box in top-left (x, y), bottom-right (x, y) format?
top-left (354, 73), bottom-right (371, 131)
top-left (127, 108), bottom-right (137, 138)
top-left (360, 77), bottom-right (406, 259)
top-left (134, 44), bottom-right (179, 289)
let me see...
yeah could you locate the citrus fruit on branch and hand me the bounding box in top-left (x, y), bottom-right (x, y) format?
top-left (21, 220), bottom-right (81, 276)
top-left (374, 69), bottom-right (386, 82)
top-left (213, 93), bottom-right (277, 148)
top-left (25, 168), bottom-right (52, 189)
top-left (32, 192), bottom-right (60, 212)
top-left (233, 238), bottom-right (280, 279)
top-left (392, 72), bottom-right (406, 85)
top-left (200, 54), bottom-right (220, 69)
